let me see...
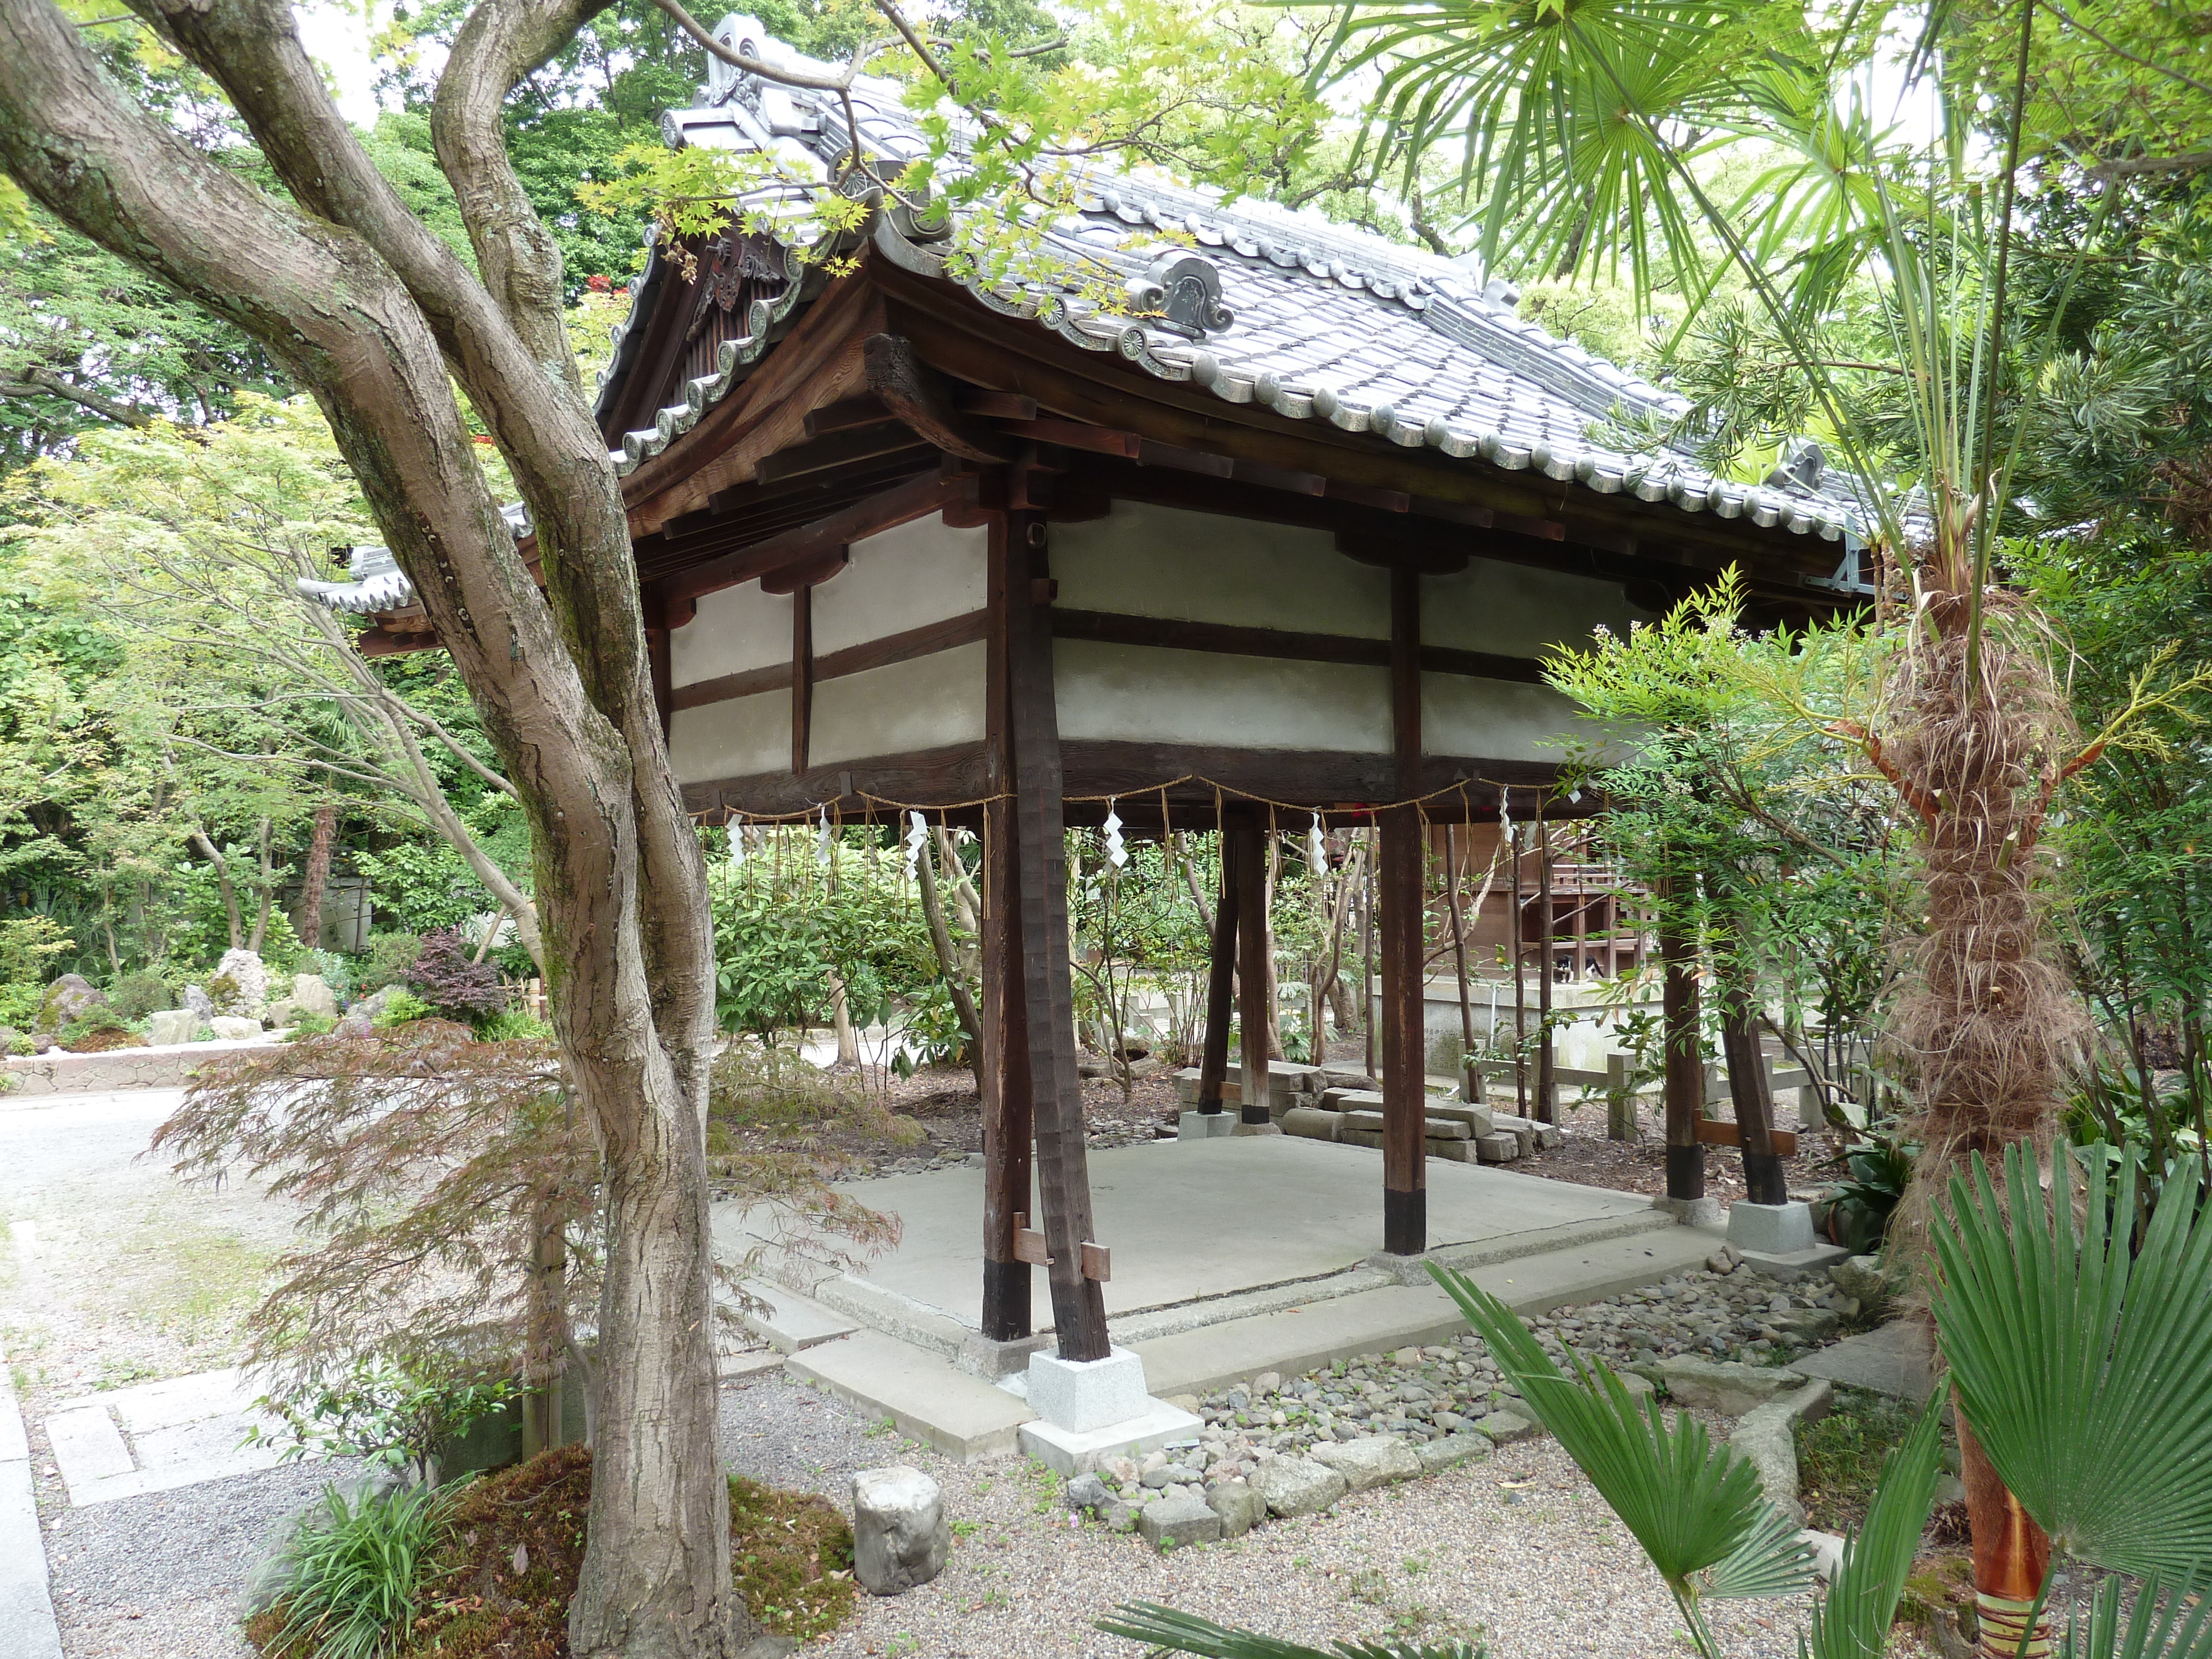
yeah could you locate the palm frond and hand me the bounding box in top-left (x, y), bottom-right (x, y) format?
top-left (1801, 1388), bottom-right (1944, 1659)
top-left (1428, 1263), bottom-right (1809, 1610)
top-left (1933, 1141), bottom-right (2212, 1577)
top-left (1094, 1601), bottom-right (1485, 1659)
top-left (2056, 1574), bottom-right (2212, 1659)
top-left (1699, 1498), bottom-right (1819, 1601)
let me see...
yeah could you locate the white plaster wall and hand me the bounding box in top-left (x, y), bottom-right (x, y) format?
top-left (1421, 672), bottom-right (1584, 762)
top-left (670, 689), bottom-right (790, 784)
top-left (810, 640), bottom-right (988, 768)
top-left (812, 516), bottom-right (988, 655)
top-left (671, 584), bottom-right (793, 689)
top-left (1423, 557), bottom-right (1649, 658)
top-left (1052, 502), bottom-right (1391, 639)
top-left (1055, 640), bottom-right (1391, 753)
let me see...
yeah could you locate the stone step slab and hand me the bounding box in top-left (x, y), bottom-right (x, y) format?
top-left (1473, 1132), bottom-right (1525, 1164)
top-left (1339, 1110), bottom-right (1470, 1140)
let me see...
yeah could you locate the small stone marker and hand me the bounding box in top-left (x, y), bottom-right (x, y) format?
top-left (1204, 1480), bottom-right (1265, 1538)
top-left (849, 1466), bottom-right (948, 1595)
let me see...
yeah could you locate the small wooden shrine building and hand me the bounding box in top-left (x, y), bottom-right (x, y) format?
top-left (306, 18), bottom-right (1867, 1366)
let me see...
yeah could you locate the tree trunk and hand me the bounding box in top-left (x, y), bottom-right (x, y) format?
top-left (296, 801), bottom-right (336, 949)
top-left (190, 827), bottom-right (244, 951)
top-left (1660, 885), bottom-right (1706, 1202)
top-left (521, 1180), bottom-right (567, 1459)
top-left (1958, 1413), bottom-right (2052, 1658)
top-left (1720, 964), bottom-right (1787, 1205)
top-left (0, 6), bottom-right (745, 1651)
top-left (1262, 831), bottom-right (1284, 1061)
top-left (248, 815), bottom-right (274, 953)
top-left (826, 968), bottom-right (860, 1069)
top-left (916, 842), bottom-right (984, 1092)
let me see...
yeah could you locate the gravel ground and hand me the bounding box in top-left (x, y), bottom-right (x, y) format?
top-left (719, 1369), bottom-right (1898, 1659)
top-left (39, 1458), bottom-right (343, 1659)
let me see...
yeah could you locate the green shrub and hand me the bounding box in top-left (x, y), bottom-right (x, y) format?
top-left (1795, 1388), bottom-right (1920, 1535)
top-left (0, 918), bottom-right (72, 987)
top-left (474, 1009), bottom-right (552, 1043)
top-left (6, 1032), bottom-right (31, 1057)
top-left (270, 1480), bottom-right (454, 1659)
top-left (372, 990), bottom-right (435, 1029)
top-left (107, 971), bottom-right (174, 1020)
top-left (0, 983), bottom-right (41, 1030)
top-left (357, 933), bottom-right (424, 995)
top-left (286, 1010), bottom-right (338, 1040)
top-left (60, 1005), bottom-right (129, 1042)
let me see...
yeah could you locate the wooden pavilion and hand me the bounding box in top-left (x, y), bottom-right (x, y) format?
top-left (304, 18), bottom-right (1868, 1367)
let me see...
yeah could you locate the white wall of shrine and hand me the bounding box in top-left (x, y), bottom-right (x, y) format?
top-left (1048, 501), bottom-right (1647, 761)
top-left (665, 510), bottom-right (988, 786)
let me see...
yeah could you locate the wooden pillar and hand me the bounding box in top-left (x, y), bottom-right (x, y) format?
top-left (1003, 509), bottom-right (1110, 1361)
top-left (1196, 829), bottom-right (1240, 1115)
top-left (1720, 971), bottom-right (1788, 1205)
top-left (1535, 802), bottom-right (1556, 1125)
top-left (791, 584), bottom-right (813, 773)
top-left (980, 516), bottom-right (1031, 1341)
top-left (1660, 880), bottom-right (1705, 1202)
top-left (1232, 815), bottom-right (1271, 1125)
top-left (1380, 567), bottom-right (1426, 1256)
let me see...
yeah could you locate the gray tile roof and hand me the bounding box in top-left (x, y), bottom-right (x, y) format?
top-left (304, 16), bottom-right (1868, 620)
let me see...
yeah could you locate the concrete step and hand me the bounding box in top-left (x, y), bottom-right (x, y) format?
top-left (1132, 1222), bottom-right (1722, 1399)
top-left (786, 1332), bottom-right (1036, 1462)
top-left (728, 1282), bottom-right (860, 1354)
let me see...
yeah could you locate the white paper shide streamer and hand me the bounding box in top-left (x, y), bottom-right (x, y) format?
top-left (1307, 810), bottom-right (1327, 873)
top-left (815, 804), bottom-right (832, 867)
top-left (904, 810), bottom-right (929, 874)
top-left (728, 817), bottom-right (747, 872)
top-left (1103, 798), bottom-right (1127, 868)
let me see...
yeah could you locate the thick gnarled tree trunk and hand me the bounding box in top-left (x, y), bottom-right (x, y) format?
top-left (0, 3), bottom-right (745, 1653)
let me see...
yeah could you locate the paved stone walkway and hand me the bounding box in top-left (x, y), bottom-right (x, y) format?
top-left (1, 1345), bottom-right (64, 1658)
top-left (42, 1368), bottom-right (294, 1507)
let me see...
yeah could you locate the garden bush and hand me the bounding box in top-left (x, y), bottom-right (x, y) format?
top-left (106, 969), bottom-right (174, 1019)
top-left (400, 928), bottom-right (508, 1024)
top-left (264, 1480), bottom-right (455, 1659)
top-left (356, 933), bottom-right (423, 995)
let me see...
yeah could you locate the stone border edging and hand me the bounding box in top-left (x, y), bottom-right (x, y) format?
top-left (0, 1348), bottom-right (64, 1659)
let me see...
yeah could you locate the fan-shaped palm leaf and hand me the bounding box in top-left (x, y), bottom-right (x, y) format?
top-left (1094, 1601), bottom-right (1484, 1658)
top-left (1428, 1262), bottom-right (1813, 1653)
top-left (1933, 1141), bottom-right (2212, 1578)
top-left (2056, 1574), bottom-right (2212, 1659)
top-left (1799, 1387), bottom-right (1944, 1659)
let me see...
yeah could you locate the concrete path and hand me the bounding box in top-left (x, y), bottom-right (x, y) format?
top-left (42, 1368), bottom-right (292, 1507)
top-left (0, 1347), bottom-right (64, 1659)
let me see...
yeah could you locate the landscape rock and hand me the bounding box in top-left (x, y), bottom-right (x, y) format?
top-left (182, 983), bottom-right (213, 1020)
top-left (265, 1000), bottom-right (297, 1030)
top-left (1660, 1356), bottom-right (1807, 1416)
top-left (208, 1015), bottom-right (263, 1041)
top-left (288, 973), bottom-right (338, 1019)
top-left (1416, 1433), bottom-right (1491, 1475)
top-left (1138, 1493), bottom-right (1222, 1551)
top-left (207, 949), bottom-right (268, 1017)
top-left (1204, 1480), bottom-right (1265, 1538)
top-left (849, 1466), bottom-right (948, 1595)
top-left (1308, 1435), bottom-right (1420, 1493)
top-left (1064, 1472), bottom-right (1112, 1512)
top-left (333, 1013), bottom-right (374, 1039)
top-left (1802, 1529), bottom-right (1846, 1582)
top-left (1473, 1410), bottom-right (1541, 1445)
top-left (1248, 1455), bottom-right (1347, 1517)
top-left (1730, 1401), bottom-right (1806, 1523)
top-left (1098, 1495), bottom-right (1138, 1532)
top-left (38, 974), bottom-right (106, 1031)
top-left (1828, 1254), bottom-right (1891, 1305)
top-left (352, 985), bottom-right (398, 1019)
top-left (144, 1009), bottom-right (199, 1046)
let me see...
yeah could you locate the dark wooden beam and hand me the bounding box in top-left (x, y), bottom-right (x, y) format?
top-left (981, 508), bottom-right (1032, 1342)
top-left (865, 333), bottom-right (1011, 463)
top-left (670, 609), bottom-right (989, 713)
top-left (1232, 813), bottom-right (1272, 1127)
top-left (791, 585), bottom-right (813, 774)
top-left (1197, 836), bottom-right (1238, 1116)
top-left (957, 388), bottom-right (1037, 420)
top-left (1720, 976), bottom-right (1789, 1204)
top-left (1661, 886), bottom-right (1706, 1203)
top-left (1048, 608), bottom-right (1546, 686)
top-left (1380, 567), bottom-right (1426, 1257)
top-left (754, 427), bottom-right (934, 486)
top-left (804, 394), bottom-right (894, 438)
top-left (1005, 507), bottom-right (1111, 1361)
top-left (660, 471), bottom-right (962, 606)
top-left (761, 545), bottom-right (848, 595)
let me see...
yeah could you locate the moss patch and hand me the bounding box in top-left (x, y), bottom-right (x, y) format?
top-left (248, 1448), bottom-right (858, 1658)
top-left (1794, 1387), bottom-right (1919, 1535)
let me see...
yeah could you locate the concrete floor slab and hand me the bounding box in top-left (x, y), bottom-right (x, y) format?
top-left (733, 1283), bottom-right (861, 1354)
top-left (733, 1135), bottom-right (1666, 1337)
top-left (52, 1366), bottom-right (256, 1435)
top-left (46, 1406), bottom-right (134, 1492)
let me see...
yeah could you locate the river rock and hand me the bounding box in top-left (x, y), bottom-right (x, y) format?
top-left (1660, 1356), bottom-right (1807, 1416)
top-left (1204, 1479), bottom-right (1265, 1538)
top-left (850, 1467), bottom-right (948, 1595)
top-left (1308, 1434), bottom-right (1419, 1493)
top-left (1137, 1493), bottom-right (1221, 1551)
top-left (288, 973), bottom-right (338, 1020)
top-left (1248, 1455), bottom-right (1346, 1517)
